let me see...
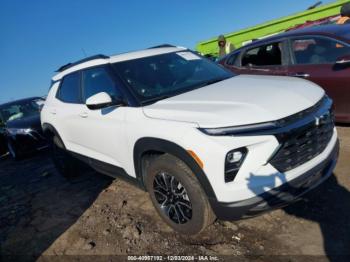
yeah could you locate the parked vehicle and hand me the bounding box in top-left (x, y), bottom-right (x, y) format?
top-left (286, 15), bottom-right (340, 31)
top-left (42, 46), bottom-right (338, 235)
top-left (219, 25), bottom-right (350, 123)
top-left (0, 97), bottom-right (47, 159)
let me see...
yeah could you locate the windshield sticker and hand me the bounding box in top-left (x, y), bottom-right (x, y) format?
top-left (176, 52), bottom-right (201, 61)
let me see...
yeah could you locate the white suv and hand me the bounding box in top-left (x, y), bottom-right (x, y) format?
top-left (41, 46), bottom-right (339, 235)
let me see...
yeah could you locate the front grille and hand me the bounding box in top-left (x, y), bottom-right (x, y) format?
top-left (270, 109), bottom-right (334, 172)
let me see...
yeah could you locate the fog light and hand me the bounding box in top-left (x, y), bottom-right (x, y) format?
top-left (225, 148), bottom-right (248, 183)
top-left (226, 151), bottom-right (243, 163)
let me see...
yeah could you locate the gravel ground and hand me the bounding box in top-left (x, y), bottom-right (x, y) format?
top-left (0, 127), bottom-right (349, 261)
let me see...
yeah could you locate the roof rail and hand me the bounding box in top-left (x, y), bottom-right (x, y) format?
top-left (148, 44), bottom-right (176, 49)
top-left (56, 54), bottom-right (110, 72)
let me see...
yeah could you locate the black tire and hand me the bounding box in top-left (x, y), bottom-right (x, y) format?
top-left (145, 154), bottom-right (216, 235)
top-left (7, 139), bottom-right (22, 160)
top-left (52, 135), bottom-right (80, 178)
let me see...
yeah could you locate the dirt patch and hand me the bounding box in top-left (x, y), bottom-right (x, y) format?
top-left (0, 127), bottom-right (349, 261)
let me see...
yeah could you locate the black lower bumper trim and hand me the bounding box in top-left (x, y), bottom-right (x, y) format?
top-left (210, 140), bottom-right (340, 221)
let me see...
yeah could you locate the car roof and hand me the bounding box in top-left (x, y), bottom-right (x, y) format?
top-left (52, 46), bottom-right (187, 82)
top-left (240, 24), bottom-right (350, 50)
top-left (0, 97), bottom-right (43, 109)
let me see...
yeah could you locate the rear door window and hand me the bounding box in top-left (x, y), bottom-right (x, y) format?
top-left (291, 36), bottom-right (350, 65)
top-left (56, 72), bottom-right (81, 103)
top-left (241, 42), bottom-right (283, 67)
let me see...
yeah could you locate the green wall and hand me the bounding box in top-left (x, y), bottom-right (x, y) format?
top-left (197, 0), bottom-right (349, 56)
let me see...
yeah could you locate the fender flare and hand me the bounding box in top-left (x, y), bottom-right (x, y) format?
top-left (133, 137), bottom-right (217, 201)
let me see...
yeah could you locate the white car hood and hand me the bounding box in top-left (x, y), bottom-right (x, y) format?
top-left (142, 75), bottom-right (325, 128)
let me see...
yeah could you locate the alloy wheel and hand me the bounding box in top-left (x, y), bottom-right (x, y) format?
top-left (153, 171), bottom-right (192, 224)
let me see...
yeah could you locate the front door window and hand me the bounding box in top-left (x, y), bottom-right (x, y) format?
top-left (241, 42), bottom-right (284, 67)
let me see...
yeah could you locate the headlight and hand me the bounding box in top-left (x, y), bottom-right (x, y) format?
top-left (198, 122), bottom-right (277, 136)
top-left (7, 128), bottom-right (32, 136)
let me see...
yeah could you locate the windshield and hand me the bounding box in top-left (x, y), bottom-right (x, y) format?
top-left (112, 51), bottom-right (234, 104)
top-left (0, 98), bottom-right (44, 123)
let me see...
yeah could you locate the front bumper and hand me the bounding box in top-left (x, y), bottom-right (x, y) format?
top-left (7, 130), bottom-right (48, 154)
top-left (210, 139), bottom-right (339, 221)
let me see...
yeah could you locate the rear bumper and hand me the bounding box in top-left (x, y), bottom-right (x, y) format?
top-left (335, 113), bottom-right (350, 124)
top-left (210, 140), bottom-right (340, 221)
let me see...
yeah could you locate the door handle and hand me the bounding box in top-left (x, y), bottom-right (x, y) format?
top-left (79, 112), bottom-right (88, 118)
top-left (292, 73), bottom-right (310, 78)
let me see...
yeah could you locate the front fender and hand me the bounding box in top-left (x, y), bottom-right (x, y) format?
top-left (133, 137), bottom-right (217, 201)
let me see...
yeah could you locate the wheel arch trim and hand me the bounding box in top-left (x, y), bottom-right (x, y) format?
top-left (42, 123), bottom-right (66, 148)
top-left (133, 137), bottom-right (217, 200)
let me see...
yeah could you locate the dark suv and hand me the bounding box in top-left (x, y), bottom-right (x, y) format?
top-left (219, 25), bottom-right (350, 123)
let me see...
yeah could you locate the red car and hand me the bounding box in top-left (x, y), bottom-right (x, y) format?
top-left (219, 24), bottom-right (350, 123)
